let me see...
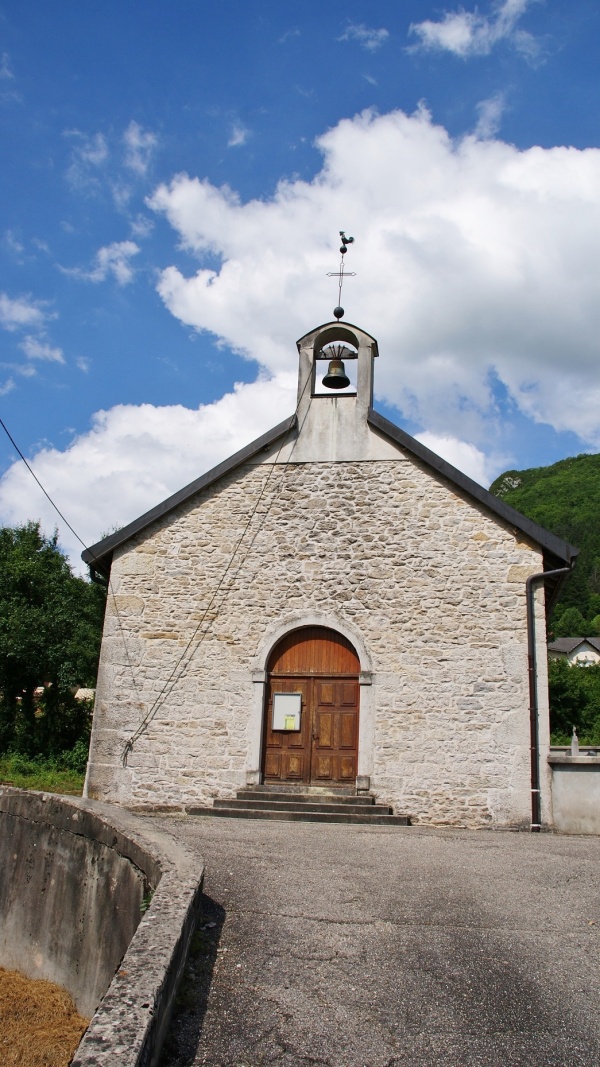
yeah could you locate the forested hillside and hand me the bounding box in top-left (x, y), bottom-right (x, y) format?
top-left (489, 452), bottom-right (600, 637)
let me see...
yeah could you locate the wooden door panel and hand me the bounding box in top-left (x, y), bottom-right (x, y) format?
top-left (263, 677), bottom-right (311, 784)
top-left (316, 710), bottom-right (334, 748)
top-left (287, 730), bottom-right (307, 749)
top-left (339, 755), bottom-right (355, 780)
top-left (283, 752), bottom-right (305, 780)
top-left (264, 751), bottom-right (281, 778)
top-left (311, 679), bottom-right (359, 784)
top-left (268, 627), bottom-right (360, 676)
top-left (340, 711), bottom-right (357, 749)
top-left (314, 755), bottom-right (333, 780)
top-left (262, 629), bottom-right (360, 787)
top-left (317, 682), bottom-right (335, 705)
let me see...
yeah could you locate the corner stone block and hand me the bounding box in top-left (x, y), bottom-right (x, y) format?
top-left (116, 552), bottom-right (155, 577)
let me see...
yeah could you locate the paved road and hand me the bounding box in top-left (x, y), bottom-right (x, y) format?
top-left (155, 817), bottom-right (600, 1067)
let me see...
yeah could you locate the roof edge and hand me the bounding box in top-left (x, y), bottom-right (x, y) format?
top-left (367, 408), bottom-right (578, 566)
top-left (548, 637), bottom-right (600, 652)
top-left (81, 414), bottom-right (297, 570)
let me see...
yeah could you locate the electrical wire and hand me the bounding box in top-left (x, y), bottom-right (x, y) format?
top-left (0, 418), bottom-right (89, 553)
top-left (0, 415), bottom-right (144, 704)
top-left (0, 381), bottom-right (310, 766)
top-left (1, 327), bottom-right (328, 766)
top-left (122, 369), bottom-right (315, 762)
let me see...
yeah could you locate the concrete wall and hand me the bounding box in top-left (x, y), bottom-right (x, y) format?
top-left (0, 788), bottom-right (204, 1066)
top-left (86, 440), bottom-right (548, 829)
top-left (0, 789), bottom-right (149, 1016)
top-left (548, 755), bottom-right (600, 834)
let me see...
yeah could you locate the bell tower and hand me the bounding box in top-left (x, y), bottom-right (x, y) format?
top-left (290, 320), bottom-right (379, 462)
top-left (282, 232), bottom-right (384, 461)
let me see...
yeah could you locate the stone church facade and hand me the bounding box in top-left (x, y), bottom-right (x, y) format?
top-left (83, 320), bottom-right (575, 828)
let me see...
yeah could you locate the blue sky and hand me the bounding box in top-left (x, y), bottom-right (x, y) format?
top-left (1, 0), bottom-right (600, 568)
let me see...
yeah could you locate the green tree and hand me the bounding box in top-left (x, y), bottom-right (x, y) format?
top-left (548, 659), bottom-right (600, 745)
top-left (490, 453), bottom-right (600, 628)
top-left (548, 659), bottom-right (587, 738)
top-left (0, 522), bottom-right (105, 755)
top-left (552, 607), bottom-right (587, 638)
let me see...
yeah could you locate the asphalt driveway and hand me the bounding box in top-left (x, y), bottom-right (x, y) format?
top-left (155, 817), bottom-right (600, 1067)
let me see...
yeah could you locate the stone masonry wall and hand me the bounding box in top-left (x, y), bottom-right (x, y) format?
top-left (86, 452), bottom-right (547, 828)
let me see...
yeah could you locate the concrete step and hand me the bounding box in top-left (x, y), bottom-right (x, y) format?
top-left (187, 805), bottom-right (411, 826)
top-left (214, 798), bottom-right (395, 815)
top-left (235, 789), bottom-right (376, 807)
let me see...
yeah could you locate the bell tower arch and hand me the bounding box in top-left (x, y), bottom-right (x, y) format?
top-left (282, 321), bottom-right (381, 464)
top-left (296, 321), bottom-right (379, 424)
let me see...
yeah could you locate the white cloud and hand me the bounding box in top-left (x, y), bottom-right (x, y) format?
top-left (148, 105), bottom-right (600, 449)
top-left (130, 213), bottom-right (154, 239)
top-left (64, 130), bottom-right (109, 190)
top-left (0, 293), bottom-right (48, 331)
top-left (0, 52), bottom-right (15, 80)
top-left (123, 120), bottom-right (157, 176)
top-left (77, 356), bottom-right (91, 372)
top-left (0, 294), bottom-right (64, 386)
top-left (0, 52), bottom-right (20, 104)
top-left (410, 0), bottom-right (540, 59)
top-left (65, 240), bottom-right (140, 285)
top-left (91, 240), bottom-right (140, 284)
top-left (0, 375), bottom-right (296, 573)
top-left (0, 370), bottom-right (510, 573)
top-left (278, 29), bottom-right (300, 45)
top-left (228, 122), bottom-right (250, 148)
top-left (0, 361), bottom-right (37, 397)
top-left (19, 336), bottom-right (65, 363)
top-left (110, 180), bottom-right (133, 210)
top-left (0, 362), bottom-right (37, 379)
top-left (338, 23), bottom-right (390, 52)
top-left (7, 103), bottom-right (600, 571)
top-left (5, 230), bottom-right (24, 256)
top-left (414, 432), bottom-right (506, 487)
top-left (474, 92), bottom-right (506, 139)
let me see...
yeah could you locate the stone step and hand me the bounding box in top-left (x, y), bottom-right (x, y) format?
top-left (187, 805), bottom-right (411, 826)
top-left (215, 798), bottom-right (394, 815)
top-left (252, 783), bottom-right (357, 796)
top-left (236, 789), bottom-right (376, 807)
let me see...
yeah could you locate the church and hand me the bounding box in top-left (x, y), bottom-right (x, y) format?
top-left (82, 315), bottom-right (576, 829)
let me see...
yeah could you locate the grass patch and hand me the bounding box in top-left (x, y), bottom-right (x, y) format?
top-left (0, 754), bottom-right (84, 795)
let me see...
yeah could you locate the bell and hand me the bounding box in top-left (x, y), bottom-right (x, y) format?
top-left (322, 358), bottom-right (351, 390)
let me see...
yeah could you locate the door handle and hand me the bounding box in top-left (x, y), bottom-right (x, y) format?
top-left (312, 732), bottom-right (319, 741)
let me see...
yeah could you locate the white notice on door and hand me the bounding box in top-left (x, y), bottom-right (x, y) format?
top-left (272, 692), bottom-right (302, 730)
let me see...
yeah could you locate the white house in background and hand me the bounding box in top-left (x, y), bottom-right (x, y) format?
top-left (548, 637), bottom-right (600, 666)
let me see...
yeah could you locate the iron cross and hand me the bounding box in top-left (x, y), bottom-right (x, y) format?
top-left (327, 231), bottom-right (356, 320)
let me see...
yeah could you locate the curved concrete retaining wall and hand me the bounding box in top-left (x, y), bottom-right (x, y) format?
top-left (0, 788), bottom-right (204, 1067)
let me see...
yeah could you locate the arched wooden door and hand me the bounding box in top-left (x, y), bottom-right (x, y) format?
top-left (262, 627), bottom-right (360, 786)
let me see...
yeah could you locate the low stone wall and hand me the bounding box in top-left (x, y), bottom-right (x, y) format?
top-left (548, 754), bottom-right (600, 834)
top-left (0, 788), bottom-right (204, 1066)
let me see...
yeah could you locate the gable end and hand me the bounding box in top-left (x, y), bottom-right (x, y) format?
top-left (367, 408), bottom-right (577, 568)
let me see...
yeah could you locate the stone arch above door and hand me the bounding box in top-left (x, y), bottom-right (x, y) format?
top-left (252, 612), bottom-right (373, 677)
top-left (261, 626), bottom-right (361, 787)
